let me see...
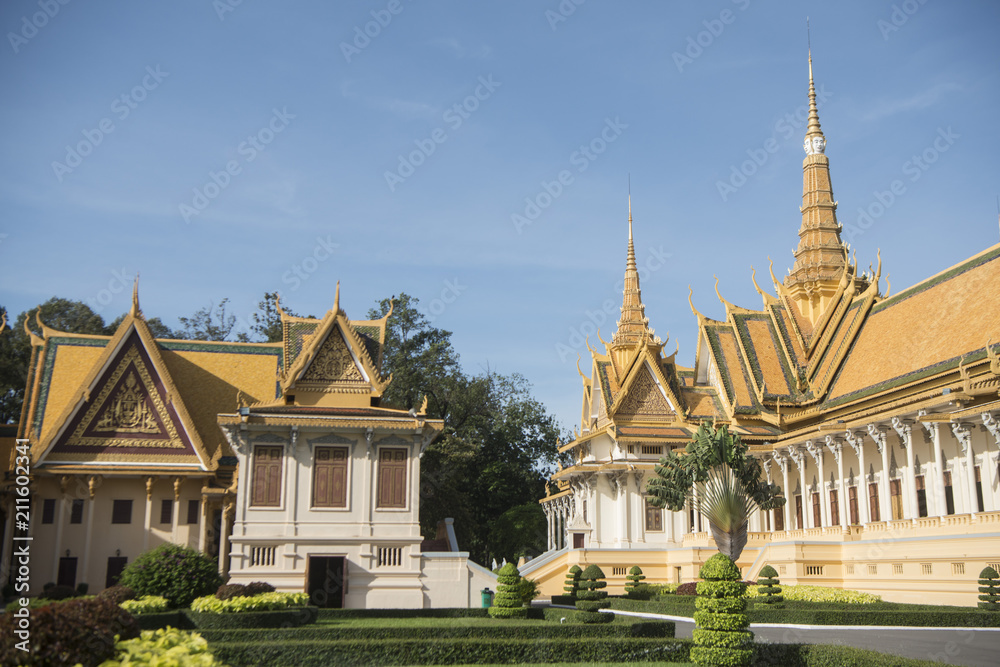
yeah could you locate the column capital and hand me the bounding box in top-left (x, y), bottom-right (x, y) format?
top-left (843, 429), bottom-right (865, 457)
top-left (787, 445), bottom-right (806, 470)
top-left (982, 412), bottom-right (1000, 446)
top-left (866, 424), bottom-right (888, 453)
top-left (824, 434), bottom-right (843, 463)
top-left (805, 440), bottom-right (824, 466)
top-left (891, 416), bottom-right (914, 445)
top-left (950, 422), bottom-right (974, 454)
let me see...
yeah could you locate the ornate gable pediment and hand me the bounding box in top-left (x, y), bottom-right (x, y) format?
top-left (612, 360), bottom-right (676, 421)
top-left (43, 330), bottom-right (203, 465)
top-left (300, 327), bottom-right (366, 384)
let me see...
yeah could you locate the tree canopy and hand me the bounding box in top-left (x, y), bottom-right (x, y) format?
top-left (646, 423), bottom-right (784, 561)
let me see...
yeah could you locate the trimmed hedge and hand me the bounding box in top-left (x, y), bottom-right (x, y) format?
top-left (756, 565), bottom-right (784, 609)
top-left (207, 636), bottom-right (946, 666)
top-left (625, 565), bottom-right (646, 596)
top-left (200, 620), bottom-right (675, 642)
top-left (550, 594), bottom-right (577, 606)
top-left (185, 606), bottom-right (318, 629)
top-left (563, 564), bottom-right (582, 600)
top-left (317, 607), bottom-right (489, 620)
top-left (489, 562), bottom-right (526, 619)
top-left (210, 637), bottom-right (688, 666)
top-left (691, 553), bottom-right (752, 667)
top-left (576, 564), bottom-right (612, 623)
top-left (134, 610), bottom-right (192, 631)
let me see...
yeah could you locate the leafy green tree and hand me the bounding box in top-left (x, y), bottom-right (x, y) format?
top-left (646, 423), bottom-right (784, 562)
top-left (105, 313), bottom-right (175, 338)
top-left (117, 543), bottom-right (223, 608)
top-left (370, 294), bottom-right (564, 565)
top-left (236, 291), bottom-right (301, 343)
top-left (175, 298), bottom-right (237, 341)
top-left (0, 299), bottom-right (109, 423)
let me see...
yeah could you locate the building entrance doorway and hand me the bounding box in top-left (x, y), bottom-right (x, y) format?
top-left (306, 555), bottom-right (346, 608)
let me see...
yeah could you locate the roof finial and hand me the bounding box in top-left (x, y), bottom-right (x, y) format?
top-left (333, 281), bottom-right (341, 314)
top-left (804, 20), bottom-right (824, 153)
top-left (628, 173), bottom-right (633, 242)
top-left (130, 274), bottom-right (141, 317)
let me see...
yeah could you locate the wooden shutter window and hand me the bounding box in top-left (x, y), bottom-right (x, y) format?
top-left (187, 499), bottom-right (200, 525)
top-left (377, 448), bottom-right (407, 508)
top-left (829, 489), bottom-right (839, 525)
top-left (868, 482), bottom-right (880, 522)
top-left (889, 479), bottom-right (903, 520)
top-left (160, 499), bottom-right (172, 524)
top-left (251, 446), bottom-right (283, 507)
top-left (313, 447), bottom-right (349, 508)
top-left (848, 486), bottom-right (859, 525)
top-left (111, 499), bottom-right (133, 524)
top-left (811, 492), bottom-right (821, 527)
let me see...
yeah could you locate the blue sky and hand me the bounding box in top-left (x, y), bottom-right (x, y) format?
top-left (1, 1), bottom-right (998, 432)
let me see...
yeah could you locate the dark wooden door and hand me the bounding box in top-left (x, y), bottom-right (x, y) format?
top-left (57, 557), bottom-right (77, 588)
top-left (306, 556), bottom-right (346, 608)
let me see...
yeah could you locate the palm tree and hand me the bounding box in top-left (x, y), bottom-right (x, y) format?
top-left (645, 423), bottom-right (784, 562)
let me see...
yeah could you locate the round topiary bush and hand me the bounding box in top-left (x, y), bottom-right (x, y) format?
top-left (0, 597), bottom-right (139, 667)
top-left (97, 585), bottom-right (138, 606)
top-left (691, 553), bottom-right (754, 667)
top-left (575, 564), bottom-right (613, 623)
top-left (489, 562), bottom-right (527, 619)
top-left (563, 564), bottom-right (582, 601)
top-left (978, 566), bottom-right (1000, 611)
top-left (625, 565), bottom-right (646, 598)
top-left (118, 543), bottom-right (223, 609)
top-left (755, 565), bottom-right (784, 609)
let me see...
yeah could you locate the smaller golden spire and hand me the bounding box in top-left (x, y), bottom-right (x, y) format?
top-left (130, 274), bottom-right (141, 317)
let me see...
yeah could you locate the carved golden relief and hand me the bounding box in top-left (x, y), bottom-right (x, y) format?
top-left (65, 344), bottom-right (186, 449)
top-left (301, 328), bottom-right (364, 382)
top-left (94, 372), bottom-right (159, 433)
top-left (616, 365), bottom-right (674, 418)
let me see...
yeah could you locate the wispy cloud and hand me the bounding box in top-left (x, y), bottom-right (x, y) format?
top-left (861, 82), bottom-right (962, 121)
top-left (340, 80), bottom-right (439, 121)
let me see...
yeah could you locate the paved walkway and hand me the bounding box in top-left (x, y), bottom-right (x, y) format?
top-left (548, 605), bottom-right (1000, 666)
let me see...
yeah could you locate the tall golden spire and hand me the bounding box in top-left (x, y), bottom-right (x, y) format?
top-left (783, 46), bottom-right (848, 322)
top-left (612, 188), bottom-right (652, 347)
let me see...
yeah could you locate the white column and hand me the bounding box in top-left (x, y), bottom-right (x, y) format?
top-left (869, 425), bottom-right (891, 521)
top-left (82, 477), bottom-right (97, 586)
top-left (846, 431), bottom-right (869, 525)
top-left (775, 450), bottom-right (791, 530)
top-left (807, 442), bottom-right (828, 527)
top-left (920, 421), bottom-right (943, 516)
top-left (892, 418), bottom-right (919, 519)
top-left (198, 496), bottom-right (208, 553)
top-left (171, 478), bottom-right (181, 544)
top-left (789, 446), bottom-right (808, 528)
top-left (952, 423), bottom-right (977, 516)
top-left (286, 427), bottom-right (300, 537)
top-left (363, 429), bottom-right (374, 537)
top-left (51, 477), bottom-right (70, 582)
top-left (827, 437), bottom-right (847, 529)
top-left (983, 413), bottom-right (1000, 510)
top-left (218, 501), bottom-right (233, 577)
top-left (143, 477), bottom-right (154, 551)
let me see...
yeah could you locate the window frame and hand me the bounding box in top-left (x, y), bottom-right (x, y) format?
top-left (111, 499), bottom-right (133, 525)
top-left (312, 446), bottom-right (350, 509)
top-left (250, 445), bottom-right (284, 508)
top-left (375, 447), bottom-right (408, 510)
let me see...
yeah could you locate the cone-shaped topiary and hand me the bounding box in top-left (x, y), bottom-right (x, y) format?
top-left (575, 564), bottom-right (613, 623)
top-left (563, 564), bottom-right (582, 601)
top-left (625, 566), bottom-right (646, 597)
top-left (691, 553), bottom-right (754, 667)
top-left (755, 565), bottom-right (784, 609)
top-left (489, 562), bottom-right (527, 619)
top-left (978, 566), bottom-right (1000, 611)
